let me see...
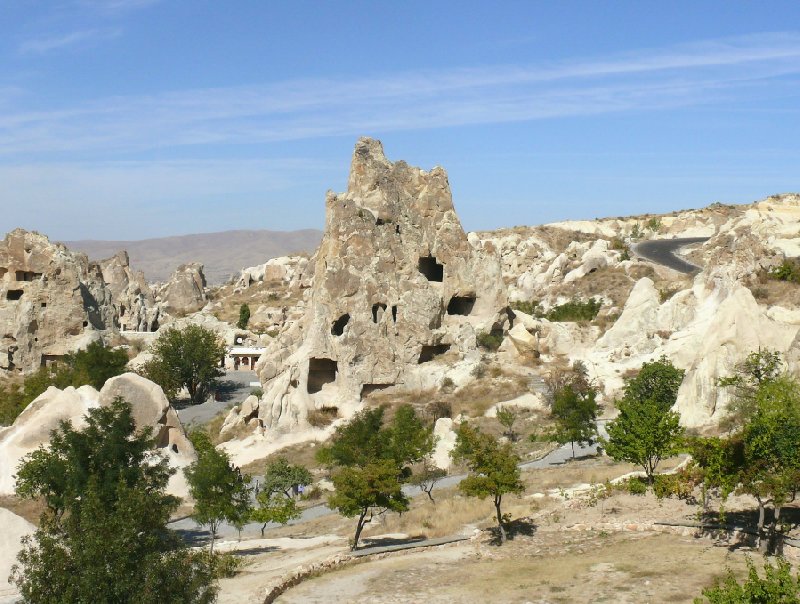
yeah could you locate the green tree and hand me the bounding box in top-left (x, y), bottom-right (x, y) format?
top-left (184, 432), bottom-right (252, 553)
top-left (495, 405), bottom-right (519, 442)
top-left (237, 304), bottom-right (251, 330)
top-left (720, 348), bottom-right (784, 430)
top-left (0, 342), bottom-right (128, 426)
top-left (250, 456), bottom-right (311, 536)
top-left (12, 399), bottom-right (216, 603)
top-left (451, 424), bottom-right (524, 544)
top-left (59, 340), bottom-right (130, 390)
top-left (696, 556), bottom-right (800, 603)
top-left (142, 324), bottom-right (226, 403)
top-left (318, 405), bottom-right (434, 550)
top-left (551, 384), bottom-right (599, 458)
top-left (738, 376), bottom-right (800, 552)
top-left (604, 357), bottom-right (685, 485)
top-left (412, 456), bottom-right (447, 503)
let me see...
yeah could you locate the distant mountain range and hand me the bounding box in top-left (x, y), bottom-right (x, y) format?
top-left (64, 229), bottom-right (322, 285)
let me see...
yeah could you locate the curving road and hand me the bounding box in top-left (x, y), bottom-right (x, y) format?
top-left (634, 237), bottom-right (709, 274)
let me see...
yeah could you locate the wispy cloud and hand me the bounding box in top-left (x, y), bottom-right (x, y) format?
top-left (4, 32), bottom-right (800, 154)
top-left (18, 28), bottom-right (121, 55)
top-left (76, 0), bottom-right (162, 14)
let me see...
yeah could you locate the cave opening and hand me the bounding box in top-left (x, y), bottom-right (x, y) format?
top-left (307, 358), bottom-right (338, 394)
top-left (6, 290), bottom-right (23, 301)
top-left (446, 296), bottom-right (476, 316)
top-left (372, 303), bottom-right (387, 324)
top-left (418, 344), bottom-right (450, 364)
top-left (418, 256), bottom-right (444, 282)
top-left (331, 314), bottom-right (350, 336)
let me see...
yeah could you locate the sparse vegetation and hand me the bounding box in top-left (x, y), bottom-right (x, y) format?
top-left (236, 303), bottom-right (251, 329)
top-left (545, 297), bottom-right (602, 322)
top-left (768, 259), bottom-right (800, 284)
top-left (476, 330), bottom-right (504, 351)
top-left (306, 405), bottom-right (339, 427)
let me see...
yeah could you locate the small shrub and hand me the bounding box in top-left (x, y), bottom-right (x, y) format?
top-left (211, 552), bottom-right (243, 578)
top-left (546, 298), bottom-right (602, 322)
top-left (250, 387), bottom-right (264, 398)
top-left (307, 405), bottom-right (339, 428)
top-left (476, 331), bottom-right (504, 351)
top-left (511, 300), bottom-right (543, 317)
top-left (471, 363), bottom-right (487, 379)
top-left (625, 476), bottom-right (648, 495)
top-left (440, 377), bottom-right (455, 391)
top-left (659, 288), bottom-right (679, 303)
top-left (751, 286), bottom-right (769, 300)
top-left (646, 217), bottom-right (662, 233)
top-left (768, 259), bottom-right (800, 284)
top-left (609, 237), bottom-right (627, 251)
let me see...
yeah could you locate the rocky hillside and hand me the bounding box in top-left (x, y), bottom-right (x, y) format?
top-left (65, 229), bottom-right (322, 285)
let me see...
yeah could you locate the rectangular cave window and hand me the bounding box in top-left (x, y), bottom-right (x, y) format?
top-left (418, 344), bottom-right (450, 364)
top-left (447, 296), bottom-right (476, 316)
top-left (40, 302), bottom-right (47, 308)
top-left (6, 290), bottom-right (23, 301)
top-left (360, 383), bottom-right (394, 399)
top-left (0, 267), bottom-right (6, 279)
top-left (418, 256), bottom-right (443, 282)
top-left (391, 305), bottom-right (397, 323)
top-left (307, 357), bottom-right (337, 394)
top-left (372, 303), bottom-right (387, 323)
top-left (15, 271), bottom-right (41, 282)
top-left (331, 314), bottom-right (350, 336)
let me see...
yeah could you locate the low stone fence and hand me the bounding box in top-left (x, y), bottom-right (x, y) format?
top-left (261, 536), bottom-right (469, 603)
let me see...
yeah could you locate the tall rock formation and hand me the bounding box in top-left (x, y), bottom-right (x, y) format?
top-left (245, 138), bottom-right (508, 432)
top-left (0, 230), bottom-right (166, 375)
top-left (160, 262), bottom-right (208, 316)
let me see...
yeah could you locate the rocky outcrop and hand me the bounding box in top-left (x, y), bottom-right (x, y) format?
top-left (0, 507), bottom-right (34, 601)
top-left (99, 251), bottom-right (162, 332)
top-left (0, 373), bottom-right (195, 498)
top-left (233, 138), bottom-right (507, 436)
top-left (160, 262), bottom-right (208, 316)
top-left (0, 229), bottom-right (113, 373)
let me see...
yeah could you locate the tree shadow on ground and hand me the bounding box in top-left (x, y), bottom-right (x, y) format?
top-left (488, 517), bottom-right (537, 546)
top-left (213, 379), bottom-right (242, 402)
top-left (693, 507), bottom-right (800, 554)
top-left (360, 535), bottom-right (427, 549)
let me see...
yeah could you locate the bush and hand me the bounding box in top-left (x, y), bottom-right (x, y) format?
top-left (545, 298), bottom-right (602, 322)
top-left (697, 556), bottom-right (800, 603)
top-left (768, 259), bottom-right (800, 284)
top-left (476, 331), bottom-right (504, 351)
top-left (625, 476), bottom-right (648, 495)
top-left (511, 300), bottom-right (543, 317)
top-left (250, 387), bottom-right (264, 398)
top-left (210, 552), bottom-right (243, 579)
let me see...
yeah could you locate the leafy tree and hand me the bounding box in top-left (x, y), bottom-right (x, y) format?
top-left (237, 304), bottom-right (251, 330)
top-left (250, 456), bottom-right (311, 536)
top-left (720, 348), bottom-right (784, 430)
top-left (604, 357), bottom-right (685, 485)
top-left (622, 355), bottom-right (685, 411)
top-left (412, 456), bottom-right (447, 503)
top-left (0, 342), bottom-right (128, 426)
top-left (142, 324), bottom-right (226, 403)
top-left (12, 399), bottom-right (216, 603)
top-left (551, 384), bottom-right (599, 458)
top-left (496, 405), bottom-right (519, 442)
top-left (318, 405), bottom-right (434, 549)
top-left (738, 376), bottom-right (800, 552)
top-left (59, 340), bottom-right (130, 390)
top-left (451, 424), bottom-right (524, 544)
top-left (184, 432), bottom-right (252, 553)
top-left (16, 398), bottom-right (174, 521)
top-left (696, 556), bottom-right (800, 603)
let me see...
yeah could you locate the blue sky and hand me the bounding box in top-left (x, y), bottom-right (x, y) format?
top-left (1, 0), bottom-right (799, 240)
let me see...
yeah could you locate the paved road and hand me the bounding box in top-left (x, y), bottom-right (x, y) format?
top-left (175, 370), bottom-right (258, 428)
top-left (634, 237), bottom-right (709, 274)
top-left (169, 420), bottom-right (608, 543)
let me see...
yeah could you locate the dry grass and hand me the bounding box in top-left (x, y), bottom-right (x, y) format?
top-left (240, 441), bottom-right (325, 476)
top-left (745, 271), bottom-right (800, 307)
